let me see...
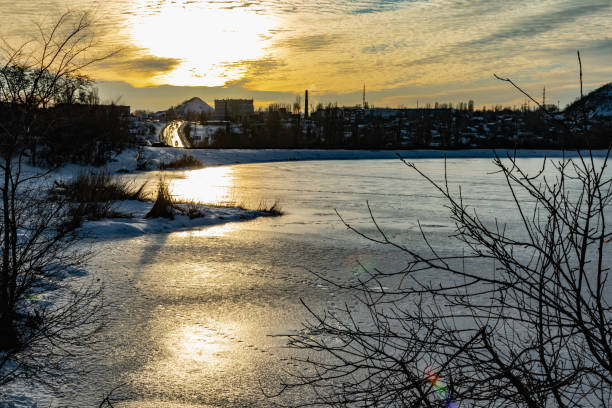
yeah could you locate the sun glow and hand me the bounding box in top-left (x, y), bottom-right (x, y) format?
top-left (173, 325), bottom-right (230, 363)
top-left (169, 166), bottom-right (235, 204)
top-left (126, 0), bottom-right (277, 86)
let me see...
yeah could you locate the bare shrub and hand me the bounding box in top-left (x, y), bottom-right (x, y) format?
top-left (0, 171), bottom-right (105, 388)
top-left (53, 170), bottom-right (147, 203)
top-left (51, 170), bottom-right (145, 226)
top-left (270, 61), bottom-right (612, 407)
top-left (0, 11), bottom-right (111, 389)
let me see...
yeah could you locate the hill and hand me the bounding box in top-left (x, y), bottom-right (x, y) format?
top-left (174, 97), bottom-right (214, 115)
top-left (565, 83), bottom-right (612, 119)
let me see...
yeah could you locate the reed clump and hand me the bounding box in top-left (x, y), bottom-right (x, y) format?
top-left (193, 197), bottom-right (284, 216)
top-left (159, 154), bottom-right (204, 170)
top-left (52, 170), bottom-right (146, 227)
top-left (53, 170), bottom-right (147, 203)
top-left (146, 178), bottom-right (175, 219)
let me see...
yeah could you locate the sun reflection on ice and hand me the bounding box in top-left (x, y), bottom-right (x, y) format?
top-left (174, 223), bottom-right (239, 238)
top-left (170, 166), bottom-right (235, 205)
top-left (172, 325), bottom-right (230, 364)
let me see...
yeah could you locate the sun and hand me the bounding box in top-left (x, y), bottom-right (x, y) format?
top-left (126, 0), bottom-right (277, 87)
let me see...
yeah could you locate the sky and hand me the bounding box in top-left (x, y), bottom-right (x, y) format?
top-left (1, 0), bottom-right (611, 111)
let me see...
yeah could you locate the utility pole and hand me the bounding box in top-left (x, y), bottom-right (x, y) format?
top-left (305, 90), bottom-right (309, 119)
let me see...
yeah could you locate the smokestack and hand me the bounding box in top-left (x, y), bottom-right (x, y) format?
top-left (363, 83), bottom-right (366, 109)
top-left (305, 90), bottom-right (309, 119)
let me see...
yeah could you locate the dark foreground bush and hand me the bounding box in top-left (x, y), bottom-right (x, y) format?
top-left (159, 154), bottom-right (204, 170)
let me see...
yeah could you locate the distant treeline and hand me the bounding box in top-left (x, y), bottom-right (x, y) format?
top-left (181, 103), bottom-right (611, 150)
top-left (0, 56), bottom-right (135, 167)
top-left (0, 101), bottom-right (133, 166)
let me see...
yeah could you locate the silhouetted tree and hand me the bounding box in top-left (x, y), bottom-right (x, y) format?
top-left (0, 10), bottom-right (109, 389)
top-left (270, 62), bottom-right (612, 408)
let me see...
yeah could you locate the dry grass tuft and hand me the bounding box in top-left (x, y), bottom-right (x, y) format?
top-left (175, 201), bottom-right (207, 219)
top-left (254, 199), bottom-right (284, 216)
top-left (189, 197), bottom-right (284, 216)
top-left (159, 154), bottom-right (204, 170)
top-left (146, 178), bottom-right (175, 219)
top-left (54, 170), bottom-right (147, 203)
top-left (52, 170), bottom-right (143, 228)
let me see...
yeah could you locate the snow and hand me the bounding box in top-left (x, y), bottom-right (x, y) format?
top-left (79, 200), bottom-right (271, 239)
top-left (570, 82), bottom-right (612, 119)
top-left (150, 121), bottom-right (167, 141)
top-left (0, 157), bottom-right (276, 406)
top-left (1, 249), bottom-right (95, 407)
top-left (185, 123), bottom-right (225, 144)
top-left (4, 149), bottom-right (611, 405)
top-left (128, 118), bottom-right (167, 144)
top-left (175, 97), bottom-right (213, 115)
top-left (0, 393), bottom-right (39, 407)
top-left (591, 103), bottom-right (612, 118)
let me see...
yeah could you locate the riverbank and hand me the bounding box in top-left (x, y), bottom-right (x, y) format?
top-left (6, 155), bottom-right (610, 407)
top-left (57, 147), bottom-right (612, 176)
top-left (78, 199), bottom-right (278, 240)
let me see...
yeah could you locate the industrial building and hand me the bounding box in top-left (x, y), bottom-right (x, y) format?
top-left (213, 99), bottom-right (254, 120)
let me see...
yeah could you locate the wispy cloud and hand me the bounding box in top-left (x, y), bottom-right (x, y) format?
top-left (459, 1), bottom-right (611, 50)
top-left (362, 40), bottom-right (408, 55)
top-left (277, 34), bottom-right (339, 52)
top-left (348, 0), bottom-right (417, 14)
top-left (99, 56), bottom-right (181, 75)
top-left (3, 0), bottom-right (610, 108)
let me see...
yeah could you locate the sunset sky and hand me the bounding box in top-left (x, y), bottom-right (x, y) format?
top-left (1, 0), bottom-right (611, 111)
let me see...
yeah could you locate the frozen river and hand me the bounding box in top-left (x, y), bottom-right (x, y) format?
top-left (26, 155), bottom-right (610, 406)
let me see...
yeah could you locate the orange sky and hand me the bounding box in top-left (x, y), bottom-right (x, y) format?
top-left (1, 0), bottom-right (611, 111)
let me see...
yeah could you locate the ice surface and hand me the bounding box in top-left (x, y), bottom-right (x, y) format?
top-left (55, 147), bottom-right (612, 176)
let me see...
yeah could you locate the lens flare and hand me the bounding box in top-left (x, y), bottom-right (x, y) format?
top-left (426, 368), bottom-right (459, 407)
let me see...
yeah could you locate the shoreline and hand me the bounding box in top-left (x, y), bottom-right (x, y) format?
top-left (90, 147), bottom-right (611, 175)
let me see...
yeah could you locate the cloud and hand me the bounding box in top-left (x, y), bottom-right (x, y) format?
top-left (13, 0), bottom-right (606, 109)
top-left (461, 1), bottom-right (611, 50)
top-left (362, 40), bottom-right (408, 55)
top-left (92, 53), bottom-right (182, 87)
top-left (101, 56), bottom-right (181, 75)
top-left (277, 34), bottom-right (339, 52)
top-left (350, 0), bottom-right (416, 14)
top-left (220, 57), bottom-right (287, 83)
top-left (360, 0), bottom-right (612, 88)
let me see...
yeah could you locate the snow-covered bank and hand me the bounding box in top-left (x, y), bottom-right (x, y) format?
top-left (49, 146), bottom-right (610, 237)
top-left (79, 200), bottom-right (272, 240)
top-left (62, 148), bottom-right (611, 175)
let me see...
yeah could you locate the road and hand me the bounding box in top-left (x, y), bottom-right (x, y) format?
top-left (161, 120), bottom-right (191, 148)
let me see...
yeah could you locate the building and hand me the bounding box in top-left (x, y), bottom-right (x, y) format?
top-left (213, 99), bottom-right (254, 120)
